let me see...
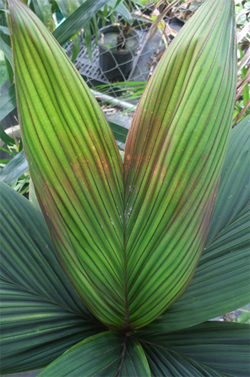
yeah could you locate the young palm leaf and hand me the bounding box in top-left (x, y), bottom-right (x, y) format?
top-left (9, 0), bottom-right (125, 329)
top-left (124, 0), bottom-right (237, 328)
top-left (8, 0), bottom-right (237, 330)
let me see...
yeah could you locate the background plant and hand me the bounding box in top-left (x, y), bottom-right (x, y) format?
top-left (97, 0), bottom-right (250, 118)
top-left (0, 0), bottom-right (249, 375)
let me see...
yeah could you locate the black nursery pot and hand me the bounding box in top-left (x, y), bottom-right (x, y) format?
top-left (98, 25), bottom-right (140, 81)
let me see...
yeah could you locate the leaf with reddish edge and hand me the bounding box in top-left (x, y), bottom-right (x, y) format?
top-left (8, 0), bottom-right (125, 329)
top-left (123, 0), bottom-right (237, 328)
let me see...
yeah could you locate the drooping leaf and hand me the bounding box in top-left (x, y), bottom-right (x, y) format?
top-left (9, 0), bottom-right (126, 329)
top-left (38, 331), bottom-right (150, 377)
top-left (145, 116), bottom-right (250, 332)
top-left (123, 0), bottom-right (237, 328)
top-left (138, 322), bottom-right (250, 377)
top-left (0, 182), bottom-right (103, 374)
top-left (0, 149), bottom-right (28, 184)
top-left (53, 0), bottom-right (111, 45)
top-left (108, 0), bottom-right (132, 24)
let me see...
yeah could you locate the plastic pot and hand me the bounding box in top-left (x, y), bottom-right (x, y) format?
top-left (98, 25), bottom-right (140, 81)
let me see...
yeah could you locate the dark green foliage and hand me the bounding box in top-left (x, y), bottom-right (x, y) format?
top-left (0, 0), bottom-right (249, 375)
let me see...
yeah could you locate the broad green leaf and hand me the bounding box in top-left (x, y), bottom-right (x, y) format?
top-left (123, 0), bottom-right (237, 328)
top-left (206, 114), bottom-right (250, 244)
top-left (143, 136), bottom-right (250, 328)
top-left (53, 0), bottom-right (111, 45)
top-left (38, 331), bottom-right (150, 377)
top-left (0, 182), bottom-right (102, 374)
top-left (138, 322), bottom-right (250, 377)
top-left (0, 149), bottom-right (28, 184)
top-left (9, 0), bottom-right (125, 329)
top-left (142, 344), bottom-right (221, 377)
top-left (0, 84), bottom-right (16, 122)
top-left (0, 282), bottom-right (99, 374)
top-left (146, 116), bottom-right (250, 332)
top-left (148, 204), bottom-right (250, 333)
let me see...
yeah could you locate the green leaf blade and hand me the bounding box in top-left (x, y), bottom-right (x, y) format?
top-left (108, 0), bottom-right (132, 24)
top-left (142, 343), bottom-right (222, 377)
top-left (206, 115), bottom-right (250, 244)
top-left (138, 322), bottom-right (250, 377)
top-left (37, 331), bottom-right (151, 377)
top-left (123, 0), bottom-right (237, 328)
top-left (0, 182), bottom-right (101, 374)
top-left (146, 115), bottom-right (250, 332)
top-left (144, 203), bottom-right (250, 333)
top-left (1, 282), bottom-right (95, 374)
top-left (9, 0), bottom-right (126, 329)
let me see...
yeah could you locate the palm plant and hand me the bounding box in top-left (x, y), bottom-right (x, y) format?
top-left (0, 0), bottom-right (249, 375)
